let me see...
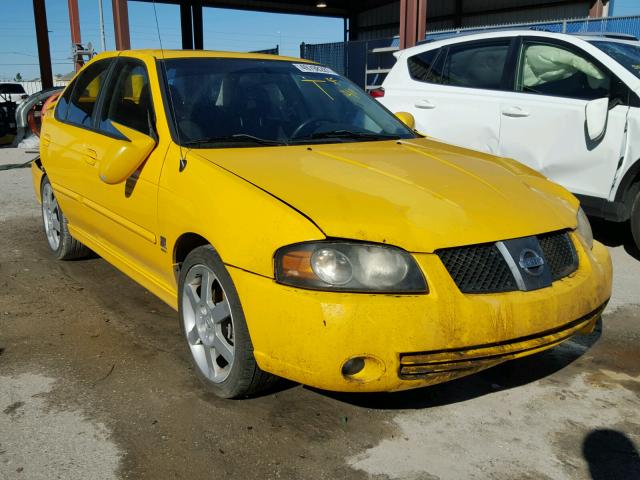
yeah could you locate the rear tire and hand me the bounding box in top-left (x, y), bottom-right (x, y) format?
top-left (40, 177), bottom-right (90, 260)
top-left (631, 189), bottom-right (640, 252)
top-left (178, 245), bottom-right (276, 398)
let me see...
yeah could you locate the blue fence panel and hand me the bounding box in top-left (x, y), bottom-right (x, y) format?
top-left (300, 42), bottom-right (346, 75)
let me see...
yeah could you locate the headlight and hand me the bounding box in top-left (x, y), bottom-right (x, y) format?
top-left (576, 207), bottom-right (593, 249)
top-left (274, 241), bottom-right (427, 293)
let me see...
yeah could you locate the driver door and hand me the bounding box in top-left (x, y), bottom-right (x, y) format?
top-left (78, 57), bottom-right (169, 282)
top-left (498, 38), bottom-right (629, 199)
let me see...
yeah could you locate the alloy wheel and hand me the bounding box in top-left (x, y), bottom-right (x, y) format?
top-left (182, 264), bottom-right (235, 383)
top-left (42, 182), bottom-right (61, 251)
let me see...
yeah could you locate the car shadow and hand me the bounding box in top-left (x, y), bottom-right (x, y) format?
top-left (590, 217), bottom-right (640, 261)
top-left (583, 429), bottom-right (640, 479)
top-left (309, 318), bottom-right (602, 410)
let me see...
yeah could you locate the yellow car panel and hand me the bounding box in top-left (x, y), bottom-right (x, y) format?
top-left (34, 49), bottom-right (613, 395)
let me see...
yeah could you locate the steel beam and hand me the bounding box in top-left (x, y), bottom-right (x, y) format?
top-left (112, 0), bottom-right (131, 50)
top-left (67, 0), bottom-right (83, 70)
top-left (33, 0), bottom-right (53, 89)
top-left (399, 0), bottom-right (407, 49)
top-left (180, 2), bottom-right (194, 49)
top-left (193, 0), bottom-right (204, 49)
top-left (589, 0), bottom-right (605, 17)
top-left (417, 0), bottom-right (427, 42)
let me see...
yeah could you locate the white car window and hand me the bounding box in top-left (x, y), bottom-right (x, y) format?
top-left (517, 42), bottom-right (610, 100)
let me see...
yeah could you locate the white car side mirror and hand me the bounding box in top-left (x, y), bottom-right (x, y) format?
top-left (585, 97), bottom-right (609, 142)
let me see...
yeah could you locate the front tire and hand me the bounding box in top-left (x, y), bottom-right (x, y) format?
top-left (178, 245), bottom-right (276, 398)
top-left (41, 177), bottom-right (90, 260)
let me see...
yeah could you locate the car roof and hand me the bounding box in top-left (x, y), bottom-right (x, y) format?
top-left (399, 29), bottom-right (635, 57)
top-left (91, 49), bottom-right (311, 64)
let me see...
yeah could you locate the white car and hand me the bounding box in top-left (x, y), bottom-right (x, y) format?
top-left (378, 30), bottom-right (640, 250)
top-left (0, 83), bottom-right (28, 104)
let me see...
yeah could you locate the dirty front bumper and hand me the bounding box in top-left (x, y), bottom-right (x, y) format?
top-left (229, 235), bottom-right (612, 392)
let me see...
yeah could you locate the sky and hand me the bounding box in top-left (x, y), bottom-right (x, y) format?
top-left (0, 0), bottom-right (343, 81)
top-left (2, 0), bottom-right (640, 81)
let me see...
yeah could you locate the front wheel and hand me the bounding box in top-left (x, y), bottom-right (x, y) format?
top-left (40, 177), bottom-right (90, 260)
top-left (178, 245), bottom-right (276, 398)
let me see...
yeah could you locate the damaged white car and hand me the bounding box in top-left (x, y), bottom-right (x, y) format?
top-left (377, 30), bottom-right (640, 250)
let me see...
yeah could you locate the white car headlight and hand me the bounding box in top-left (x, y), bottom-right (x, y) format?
top-left (275, 241), bottom-right (427, 293)
top-left (576, 207), bottom-right (593, 249)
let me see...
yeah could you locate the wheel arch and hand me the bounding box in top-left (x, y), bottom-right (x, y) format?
top-left (614, 159), bottom-right (640, 212)
top-left (173, 232), bottom-right (211, 277)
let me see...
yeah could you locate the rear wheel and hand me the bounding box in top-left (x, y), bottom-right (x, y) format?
top-left (41, 177), bottom-right (90, 260)
top-left (179, 245), bottom-right (276, 398)
top-left (631, 189), bottom-right (640, 251)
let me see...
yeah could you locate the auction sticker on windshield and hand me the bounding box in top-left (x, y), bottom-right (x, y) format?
top-left (293, 63), bottom-right (337, 75)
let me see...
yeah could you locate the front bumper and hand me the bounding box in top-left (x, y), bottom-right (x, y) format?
top-left (229, 235), bottom-right (612, 392)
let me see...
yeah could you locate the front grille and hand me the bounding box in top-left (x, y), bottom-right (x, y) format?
top-left (538, 231), bottom-right (578, 281)
top-left (436, 243), bottom-right (516, 293)
top-left (437, 230), bottom-right (578, 294)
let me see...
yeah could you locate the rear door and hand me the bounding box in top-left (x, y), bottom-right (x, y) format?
top-left (42, 58), bottom-right (114, 230)
top-left (382, 38), bottom-right (515, 154)
top-left (497, 37), bottom-right (629, 199)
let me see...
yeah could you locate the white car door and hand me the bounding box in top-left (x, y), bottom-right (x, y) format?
top-left (498, 37), bottom-right (629, 199)
top-left (381, 39), bottom-right (515, 154)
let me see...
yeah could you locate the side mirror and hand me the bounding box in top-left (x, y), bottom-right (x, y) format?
top-left (585, 97), bottom-right (609, 142)
top-left (394, 111), bottom-right (416, 130)
top-left (98, 122), bottom-right (156, 184)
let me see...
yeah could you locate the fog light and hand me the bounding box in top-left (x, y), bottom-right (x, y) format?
top-left (341, 357), bottom-right (365, 376)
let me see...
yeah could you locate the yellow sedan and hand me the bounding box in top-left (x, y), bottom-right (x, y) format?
top-left (33, 50), bottom-right (612, 398)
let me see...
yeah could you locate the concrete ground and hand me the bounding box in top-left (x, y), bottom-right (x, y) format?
top-left (0, 148), bottom-right (638, 480)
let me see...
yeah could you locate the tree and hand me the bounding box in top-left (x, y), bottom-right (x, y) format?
top-left (14, 73), bottom-right (23, 82)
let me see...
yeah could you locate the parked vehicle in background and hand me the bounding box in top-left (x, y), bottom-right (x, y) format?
top-left (0, 83), bottom-right (28, 104)
top-left (378, 30), bottom-right (640, 251)
top-left (34, 50), bottom-right (611, 399)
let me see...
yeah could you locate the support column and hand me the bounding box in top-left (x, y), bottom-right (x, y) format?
top-left (180, 2), bottom-right (194, 49)
top-left (67, 0), bottom-right (83, 71)
top-left (193, 0), bottom-right (203, 49)
top-left (399, 0), bottom-right (407, 49)
top-left (112, 0), bottom-right (131, 50)
top-left (33, 0), bottom-right (53, 89)
top-left (417, 0), bottom-right (427, 42)
top-left (589, 0), bottom-right (605, 17)
top-left (400, 0), bottom-right (425, 49)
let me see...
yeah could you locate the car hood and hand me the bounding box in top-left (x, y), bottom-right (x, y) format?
top-left (193, 138), bottom-right (578, 252)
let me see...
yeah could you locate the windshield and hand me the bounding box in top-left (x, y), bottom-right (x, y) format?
top-left (161, 58), bottom-right (415, 147)
top-left (590, 40), bottom-right (640, 79)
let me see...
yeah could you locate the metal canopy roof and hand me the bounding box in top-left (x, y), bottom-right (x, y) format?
top-left (148, 0), bottom-right (395, 18)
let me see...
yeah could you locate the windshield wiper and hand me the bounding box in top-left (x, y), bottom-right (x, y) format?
top-left (183, 133), bottom-right (287, 147)
top-left (303, 130), bottom-right (401, 142)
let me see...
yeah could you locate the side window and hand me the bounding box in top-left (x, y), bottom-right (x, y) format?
top-left (99, 59), bottom-right (154, 137)
top-left (65, 60), bottom-right (112, 128)
top-left (407, 48), bottom-right (441, 83)
top-left (516, 42), bottom-right (611, 100)
top-left (54, 82), bottom-right (74, 121)
top-left (432, 41), bottom-right (511, 90)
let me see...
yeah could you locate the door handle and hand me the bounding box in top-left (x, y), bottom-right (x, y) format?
top-left (83, 146), bottom-right (97, 165)
top-left (41, 134), bottom-right (51, 147)
top-left (415, 99), bottom-right (436, 109)
top-left (501, 106), bottom-right (530, 118)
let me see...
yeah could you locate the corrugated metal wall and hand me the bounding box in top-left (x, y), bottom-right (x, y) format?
top-left (354, 0), bottom-right (593, 39)
top-left (356, 1), bottom-right (400, 40)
